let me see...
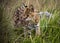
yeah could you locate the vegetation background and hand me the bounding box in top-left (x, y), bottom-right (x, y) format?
top-left (0, 0), bottom-right (60, 43)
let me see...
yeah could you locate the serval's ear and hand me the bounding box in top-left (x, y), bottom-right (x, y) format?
top-left (25, 8), bottom-right (30, 15)
top-left (20, 3), bottom-right (27, 9)
top-left (29, 5), bottom-right (34, 12)
top-left (23, 3), bottom-right (28, 7)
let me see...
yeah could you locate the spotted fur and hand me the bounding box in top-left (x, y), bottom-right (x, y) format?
top-left (13, 4), bottom-right (40, 37)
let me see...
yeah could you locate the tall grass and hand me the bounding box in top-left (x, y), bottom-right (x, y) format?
top-left (19, 9), bottom-right (60, 43)
top-left (1, 0), bottom-right (60, 43)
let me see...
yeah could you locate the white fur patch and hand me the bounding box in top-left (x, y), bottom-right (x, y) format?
top-left (26, 17), bottom-right (32, 21)
top-left (37, 22), bottom-right (40, 27)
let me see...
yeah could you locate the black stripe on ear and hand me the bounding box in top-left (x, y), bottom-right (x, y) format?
top-left (22, 3), bottom-right (27, 8)
top-left (25, 6), bottom-right (27, 7)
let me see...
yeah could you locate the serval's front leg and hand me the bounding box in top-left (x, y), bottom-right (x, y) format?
top-left (35, 14), bottom-right (41, 36)
top-left (35, 21), bottom-right (41, 36)
top-left (23, 27), bottom-right (27, 37)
